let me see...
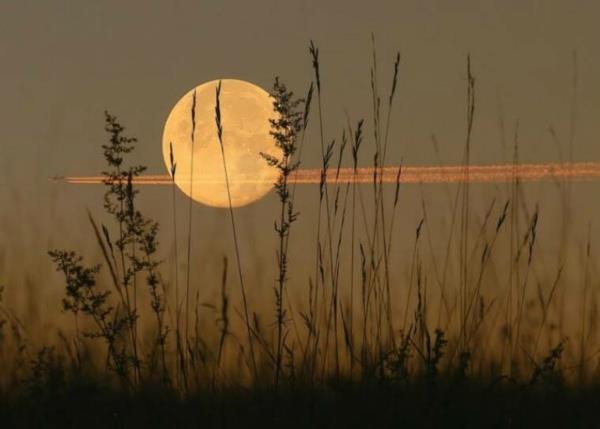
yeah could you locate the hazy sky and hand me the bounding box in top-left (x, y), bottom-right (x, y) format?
top-left (1, 0), bottom-right (600, 315)
top-left (2, 1), bottom-right (599, 174)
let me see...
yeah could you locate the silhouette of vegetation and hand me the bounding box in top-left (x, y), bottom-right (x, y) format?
top-left (0, 41), bottom-right (597, 427)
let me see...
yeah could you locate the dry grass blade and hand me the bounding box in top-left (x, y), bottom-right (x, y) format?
top-left (215, 80), bottom-right (257, 379)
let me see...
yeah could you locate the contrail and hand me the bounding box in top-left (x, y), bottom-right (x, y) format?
top-left (53, 162), bottom-right (600, 186)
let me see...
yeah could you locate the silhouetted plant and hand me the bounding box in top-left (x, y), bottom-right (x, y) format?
top-left (168, 142), bottom-right (185, 388)
top-left (49, 113), bottom-right (168, 387)
top-left (261, 77), bottom-right (305, 386)
top-left (103, 112), bottom-right (167, 385)
top-left (424, 329), bottom-right (447, 383)
top-left (48, 250), bottom-right (131, 386)
top-left (454, 351), bottom-right (472, 384)
top-left (529, 339), bottom-right (566, 386)
top-left (101, 111), bottom-right (146, 381)
top-left (22, 346), bottom-right (65, 397)
top-left (385, 326), bottom-right (413, 383)
top-left (215, 81), bottom-right (258, 378)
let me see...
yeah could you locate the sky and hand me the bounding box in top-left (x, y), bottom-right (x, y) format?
top-left (1, 0), bottom-right (600, 322)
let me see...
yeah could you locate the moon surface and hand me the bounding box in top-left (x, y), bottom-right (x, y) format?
top-left (162, 79), bottom-right (280, 208)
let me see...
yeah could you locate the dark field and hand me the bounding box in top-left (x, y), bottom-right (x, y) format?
top-left (3, 377), bottom-right (600, 428)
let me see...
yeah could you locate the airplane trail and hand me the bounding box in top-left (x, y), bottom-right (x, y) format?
top-left (54, 162), bottom-right (600, 186)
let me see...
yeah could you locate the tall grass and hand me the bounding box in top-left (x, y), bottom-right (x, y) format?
top-left (260, 78), bottom-right (304, 386)
top-left (0, 42), bottom-right (597, 414)
top-left (183, 89), bottom-right (197, 390)
top-left (215, 81), bottom-right (257, 378)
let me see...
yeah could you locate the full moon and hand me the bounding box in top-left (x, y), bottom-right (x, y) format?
top-left (162, 79), bottom-right (280, 208)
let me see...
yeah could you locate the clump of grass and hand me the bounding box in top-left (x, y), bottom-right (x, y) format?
top-left (22, 346), bottom-right (65, 397)
top-left (529, 338), bottom-right (566, 386)
top-left (50, 112), bottom-right (168, 388)
top-left (100, 112), bottom-right (145, 382)
top-left (48, 250), bottom-right (132, 387)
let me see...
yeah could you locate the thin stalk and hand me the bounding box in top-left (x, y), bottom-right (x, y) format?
top-left (215, 81), bottom-right (257, 379)
top-left (168, 142), bottom-right (184, 389)
top-left (184, 89), bottom-right (197, 387)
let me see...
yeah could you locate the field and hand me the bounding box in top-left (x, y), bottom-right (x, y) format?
top-left (1, 44), bottom-right (599, 427)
